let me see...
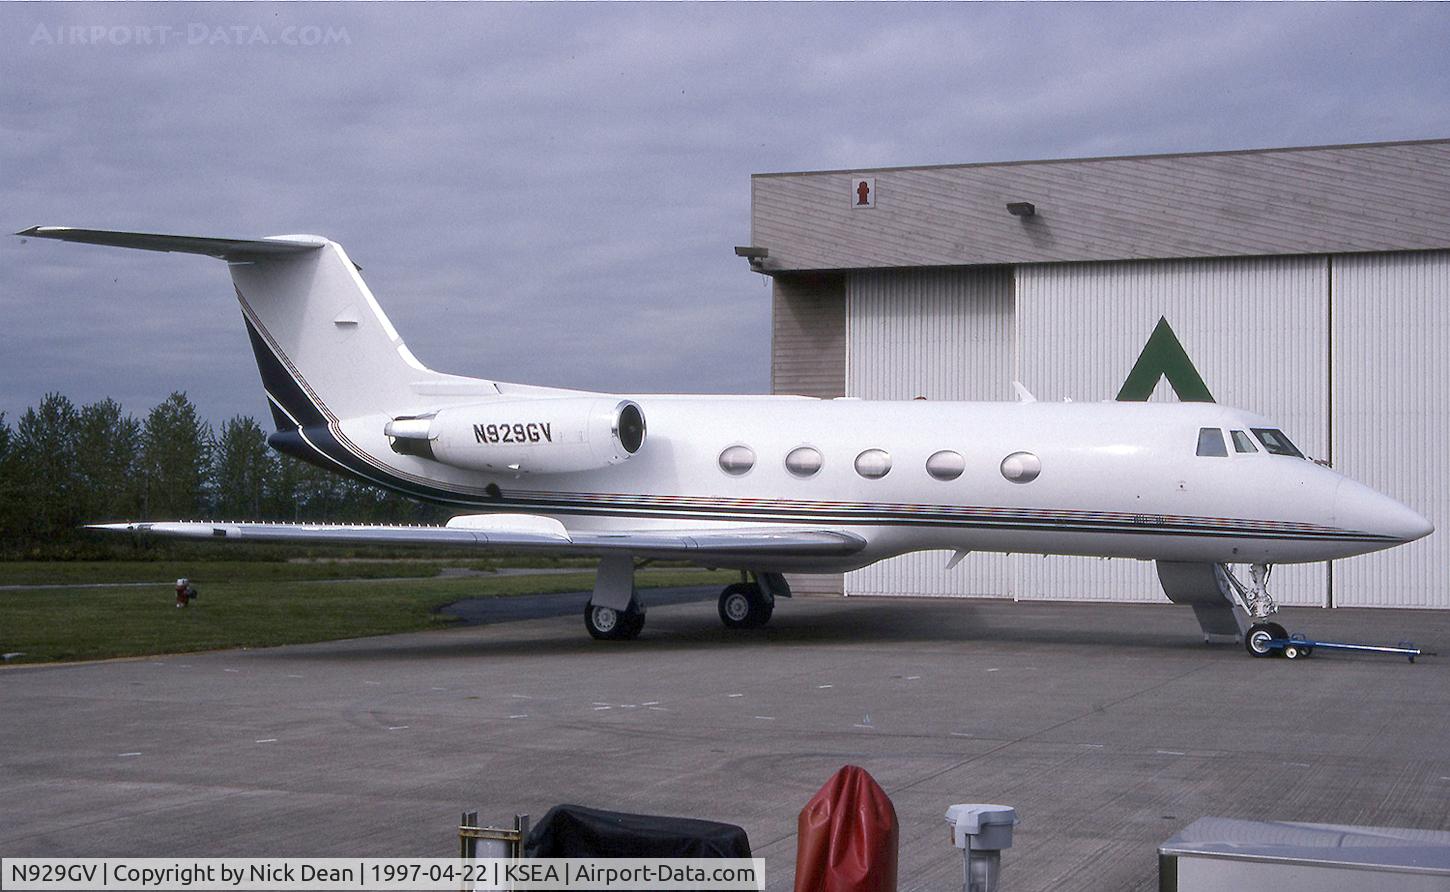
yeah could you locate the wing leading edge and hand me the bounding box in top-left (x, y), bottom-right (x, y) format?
top-left (18, 226), bottom-right (324, 260)
top-left (87, 514), bottom-right (867, 562)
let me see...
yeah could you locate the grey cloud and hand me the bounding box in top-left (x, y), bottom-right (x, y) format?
top-left (2, 2), bottom-right (1448, 425)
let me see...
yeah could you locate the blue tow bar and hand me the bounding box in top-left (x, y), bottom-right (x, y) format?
top-left (1268, 633), bottom-right (1429, 663)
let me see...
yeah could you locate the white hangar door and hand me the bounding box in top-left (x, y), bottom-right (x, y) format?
top-left (845, 267), bottom-right (1016, 598)
top-left (1332, 251), bottom-right (1450, 609)
top-left (1014, 256), bottom-right (1331, 606)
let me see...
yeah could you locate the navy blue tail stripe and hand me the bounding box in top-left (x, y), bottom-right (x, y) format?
top-left (242, 313), bottom-right (327, 430)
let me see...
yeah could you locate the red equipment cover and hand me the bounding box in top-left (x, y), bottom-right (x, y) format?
top-left (793, 765), bottom-right (899, 892)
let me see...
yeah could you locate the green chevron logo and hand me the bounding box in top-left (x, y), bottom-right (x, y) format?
top-left (1116, 316), bottom-right (1214, 403)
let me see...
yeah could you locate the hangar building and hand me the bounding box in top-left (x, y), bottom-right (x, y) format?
top-left (748, 138), bottom-right (1450, 609)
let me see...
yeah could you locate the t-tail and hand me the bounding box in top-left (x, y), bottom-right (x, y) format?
top-left (16, 227), bottom-right (577, 469)
top-left (20, 228), bottom-right (477, 424)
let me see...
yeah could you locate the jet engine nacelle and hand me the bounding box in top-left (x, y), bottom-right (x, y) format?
top-left (385, 397), bottom-right (646, 475)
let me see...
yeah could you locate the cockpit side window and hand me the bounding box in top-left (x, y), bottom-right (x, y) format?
top-left (1196, 427), bottom-right (1228, 457)
top-left (1251, 428), bottom-right (1305, 458)
top-left (1230, 430), bottom-right (1258, 453)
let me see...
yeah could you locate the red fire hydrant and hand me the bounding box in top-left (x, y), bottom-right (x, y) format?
top-left (175, 578), bottom-right (197, 608)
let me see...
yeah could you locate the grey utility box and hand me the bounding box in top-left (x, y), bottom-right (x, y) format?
top-left (946, 804), bottom-right (1019, 892)
top-left (1159, 817), bottom-right (1450, 891)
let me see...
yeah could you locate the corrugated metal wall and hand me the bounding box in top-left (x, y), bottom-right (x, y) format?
top-left (771, 274), bottom-right (846, 399)
top-left (752, 140), bottom-right (1450, 272)
top-left (1331, 252), bottom-right (1450, 608)
top-left (844, 267), bottom-right (1016, 597)
top-left (770, 274), bottom-right (848, 596)
top-left (1014, 257), bottom-right (1331, 606)
top-left (769, 248), bottom-right (1447, 609)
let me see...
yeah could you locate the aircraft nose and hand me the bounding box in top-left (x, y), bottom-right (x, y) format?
top-left (1335, 479), bottom-right (1435, 543)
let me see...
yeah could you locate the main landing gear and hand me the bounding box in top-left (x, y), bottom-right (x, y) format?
top-left (583, 558), bottom-right (790, 640)
top-left (719, 582), bottom-right (773, 629)
top-left (717, 572), bottom-right (790, 630)
top-left (584, 555), bottom-right (647, 641)
top-left (585, 598), bottom-right (646, 641)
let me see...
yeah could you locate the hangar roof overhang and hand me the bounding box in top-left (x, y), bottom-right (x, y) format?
top-left (748, 138), bottom-right (1450, 274)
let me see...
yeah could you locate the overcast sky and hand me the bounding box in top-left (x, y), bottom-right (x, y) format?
top-left (3, 2), bottom-right (1448, 428)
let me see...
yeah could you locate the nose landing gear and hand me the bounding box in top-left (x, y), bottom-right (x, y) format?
top-left (1245, 620), bottom-right (1289, 658)
top-left (1225, 563), bottom-right (1288, 657)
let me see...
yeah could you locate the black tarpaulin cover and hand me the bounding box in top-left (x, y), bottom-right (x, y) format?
top-left (525, 804), bottom-right (753, 859)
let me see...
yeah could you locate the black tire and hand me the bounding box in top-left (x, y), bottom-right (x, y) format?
top-left (751, 599), bottom-right (774, 628)
top-left (718, 583), bottom-right (772, 629)
top-left (1245, 621), bottom-right (1288, 658)
top-left (622, 607), bottom-right (646, 638)
top-left (1284, 644), bottom-right (1301, 660)
top-left (585, 601), bottom-right (645, 640)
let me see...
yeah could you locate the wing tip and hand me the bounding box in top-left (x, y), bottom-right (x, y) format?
top-left (13, 227), bottom-right (326, 257)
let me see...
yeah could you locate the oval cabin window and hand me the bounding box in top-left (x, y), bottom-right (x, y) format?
top-left (718, 445), bottom-right (756, 476)
top-left (926, 450), bottom-right (965, 481)
top-left (785, 446), bottom-right (823, 478)
top-left (1000, 451), bottom-right (1041, 483)
top-left (854, 449), bottom-right (892, 479)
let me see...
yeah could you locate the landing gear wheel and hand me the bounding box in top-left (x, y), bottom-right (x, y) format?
top-left (718, 583), bottom-right (772, 629)
top-left (623, 606), bottom-right (646, 638)
top-left (751, 599), bottom-right (774, 628)
top-left (585, 601), bottom-right (645, 640)
top-left (1245, 621), bottom-right (1289, 658)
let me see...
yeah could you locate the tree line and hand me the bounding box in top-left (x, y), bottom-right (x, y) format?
top-left (0, 391), bottom-right (450, 558)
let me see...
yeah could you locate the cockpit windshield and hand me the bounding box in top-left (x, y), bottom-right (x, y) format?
top-left (1196, 427), bottom-right (1228, 457)
top-left (1251, 428), bottom-right (1304, 458)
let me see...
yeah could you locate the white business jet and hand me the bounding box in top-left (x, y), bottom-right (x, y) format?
top-left (18, 227), bottom-right (1433, 654)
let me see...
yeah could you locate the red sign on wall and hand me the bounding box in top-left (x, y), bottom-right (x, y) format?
top-left (852, 177), bottom-right (875, 209)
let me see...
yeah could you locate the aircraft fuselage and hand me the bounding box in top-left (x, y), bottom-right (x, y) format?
top-left (301, 396), bottom-right (1428, 572)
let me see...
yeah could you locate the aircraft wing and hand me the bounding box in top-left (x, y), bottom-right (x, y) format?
top-left (87, 513), bottom-right (867, 561)
top-left (17, 226), bottom-right (324, 259)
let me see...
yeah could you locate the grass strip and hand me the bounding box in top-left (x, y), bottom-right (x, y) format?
top-left (0, 568), bottom-right (732, 664)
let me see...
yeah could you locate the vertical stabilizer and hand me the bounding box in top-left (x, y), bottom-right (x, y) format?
top-left (228, 237), bottom-right (471, 427)
top-left (18, 227), bottom-right (495, 432)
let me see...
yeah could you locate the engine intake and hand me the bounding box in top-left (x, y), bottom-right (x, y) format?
top-left (385, 397), bottom-right (646, 475)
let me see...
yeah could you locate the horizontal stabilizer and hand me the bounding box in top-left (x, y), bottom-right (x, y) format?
top-left (17, 227), bottom-right (324, 260)
top-left (88, 518), bottom-right (867, 561)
